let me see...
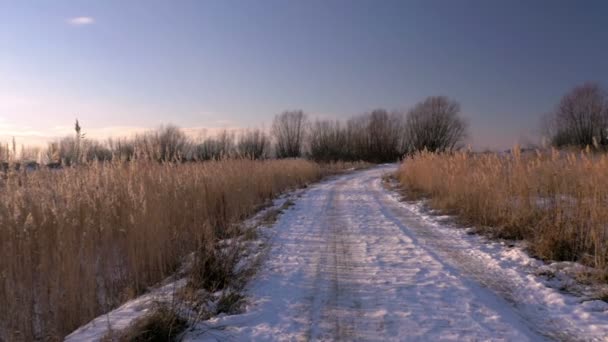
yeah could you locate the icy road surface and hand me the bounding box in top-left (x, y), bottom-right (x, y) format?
top-left (185, 165), bottom-right (608, 341)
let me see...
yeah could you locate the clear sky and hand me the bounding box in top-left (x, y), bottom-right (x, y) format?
top-left (1, 0), bottom-right (607, 149)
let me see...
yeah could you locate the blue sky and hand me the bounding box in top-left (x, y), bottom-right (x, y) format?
top-left (1, 0), bottom-right (607, 149)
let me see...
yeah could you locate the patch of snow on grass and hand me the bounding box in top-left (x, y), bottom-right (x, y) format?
top-left (65, 279), bottom-right (187, 342)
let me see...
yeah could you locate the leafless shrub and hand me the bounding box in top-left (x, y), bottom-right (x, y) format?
top-left (20, 145), bottom-right (42, 163)
top-left (45, 137), bottom-right (113, 166)
top-left (309, 120), bottom-right (349, 161)
top-left (544, 82), bottom-right (608, 148)
top-left (344, 116), bottom-right (369, 160)
top-left (56, 136), bottom-right (81, 165)
top-left (366, 109), bottom-right (405, 162)
top-left (309, 111), bottom-right (406, 162)
top-left (193, 130), bottom-right (236, 160)
top-left (404, 96), bottom-right (468, 153)
top-left (0, 143), bottom-right (11, 163)
top-left (84, 140), bottom-right (113, 162)
top-left (272, 110), bottom-right (307, 158)
top-left (42, 121), bottom-right (116, 165)
top-left (134, 125), bottom-right (191, 161)
top-left (107, 138), bottom-right (136, 161)
top-left (237, 128), bottom-right (269, 159)
top-left (45, 120), bottom-right (86, 166)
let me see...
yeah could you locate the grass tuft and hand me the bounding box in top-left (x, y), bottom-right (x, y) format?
top-left (105, 305), bottom-right (188, 342)
top-left (216, 291), bottom-right (246, 315)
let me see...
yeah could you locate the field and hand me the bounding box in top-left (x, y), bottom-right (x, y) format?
top-left (3, 147), bottom-right (608, 340)
top-left (4, 1), bottom-right (607, 339)
top-left (0, 158), bottom-right (324, 340)
top-left (398, 147), bottom-right (608, 275)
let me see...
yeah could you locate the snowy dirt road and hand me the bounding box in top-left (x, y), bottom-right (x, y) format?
top-left (185, 166), bottom-right (608, 342)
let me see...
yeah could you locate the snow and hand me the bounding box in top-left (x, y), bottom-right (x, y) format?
top-left (65, 279), bottom-right (187, 341)
top-left (68, 165), bottom-right (608, 341)
top-left (183, 165), bottom-right (608, 341)
top-left (391, 187), bottom-right (608, 340)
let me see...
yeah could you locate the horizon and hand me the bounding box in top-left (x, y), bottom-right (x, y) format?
top-left (2, 0), bottom-right (608, 150)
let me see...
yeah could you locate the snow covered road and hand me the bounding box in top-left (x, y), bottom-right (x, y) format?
top-left (185, 165), bottom-right (608, 341)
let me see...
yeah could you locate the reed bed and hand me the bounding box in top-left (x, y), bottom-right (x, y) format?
top-left (398, 147), bottom-right (608, 277)
top-left (0, 159), bottom-right (322, 341)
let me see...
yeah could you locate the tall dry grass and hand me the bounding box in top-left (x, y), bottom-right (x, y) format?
top-left (398, 147), bottom-right (608, 276)
top-left (0, 159), bottom-right (322, 341)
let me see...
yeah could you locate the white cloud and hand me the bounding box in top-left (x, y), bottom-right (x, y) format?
top-left (67, 16), bottom-right (95, 26)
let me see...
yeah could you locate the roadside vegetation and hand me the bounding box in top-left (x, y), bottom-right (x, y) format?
top-left (399, 147), bottom-right (608, 275)
top-left (398, 82), bottom-right (608, 279)
top-left (1, 81), bottom-right (606, 340)
top-left (0, 158), bottom-right (322, 340)
top-left (0, 118), bottom-right (370, 341)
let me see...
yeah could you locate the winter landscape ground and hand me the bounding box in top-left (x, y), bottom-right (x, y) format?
top-left (4, 2), bottom-right (608, 341)
top-left (67, 165), bottom-right (608, 341)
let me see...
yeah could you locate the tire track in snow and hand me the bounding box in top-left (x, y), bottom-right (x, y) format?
top-left (376, 175), bottom-right (605, 341)
top-left (185, 166), bottom-right (604, 341)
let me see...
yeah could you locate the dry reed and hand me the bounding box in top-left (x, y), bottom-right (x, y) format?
top-left (398, 147), bottom-right (608, 277)
top-left (0, 158), bottom-right (321, 341)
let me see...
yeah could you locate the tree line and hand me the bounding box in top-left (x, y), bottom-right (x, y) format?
top-left (275, 95), bottom-right (468, 162)
top-left (41, 125), bottom-right (271, 165)
top-left (6, 95), bottom-right (466, 166)
top-left (6, 82), bottom-right (605, 167)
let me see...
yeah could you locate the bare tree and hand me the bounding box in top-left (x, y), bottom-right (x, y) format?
top-left (0, 143), bottom-right (9, 163)
top-left (544, 82), bottom-right (608, 148)
top-left (345, 116), bottom-right (369, 160)
top-left (309, 120), bottom-right (348, 161)
top-left (108, 138), bottom-right (136, 161)
top-left (405, 96), bottom-right (468, 153)
top-left (155, 125), bottom-right (191, 161)
top-left (44, 142), bottom-right (60, 165)
top-left (193, 130), bottom-right (236, 160)
top-left (57, 137), bottom-right (79, 166)
top-left (83, 140), bottom-right (112, 162)
top-left (272, 110), bottom-right (307, 158)
top-left (20, 145), bottom-right (41, 162)
top-left (237, 128), bottom-right (269, 159)
top-left (308, 111), bottom-right (407, 162)
top-left (366, 109), bottom-right (405, 162)
top-left (135, 125), bottom-right (191, 161)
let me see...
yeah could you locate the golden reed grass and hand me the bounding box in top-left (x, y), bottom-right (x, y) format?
top-left (398, 147), bottom-right (608, 277)
top-left (0, 159), bottom-right (322, 341)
